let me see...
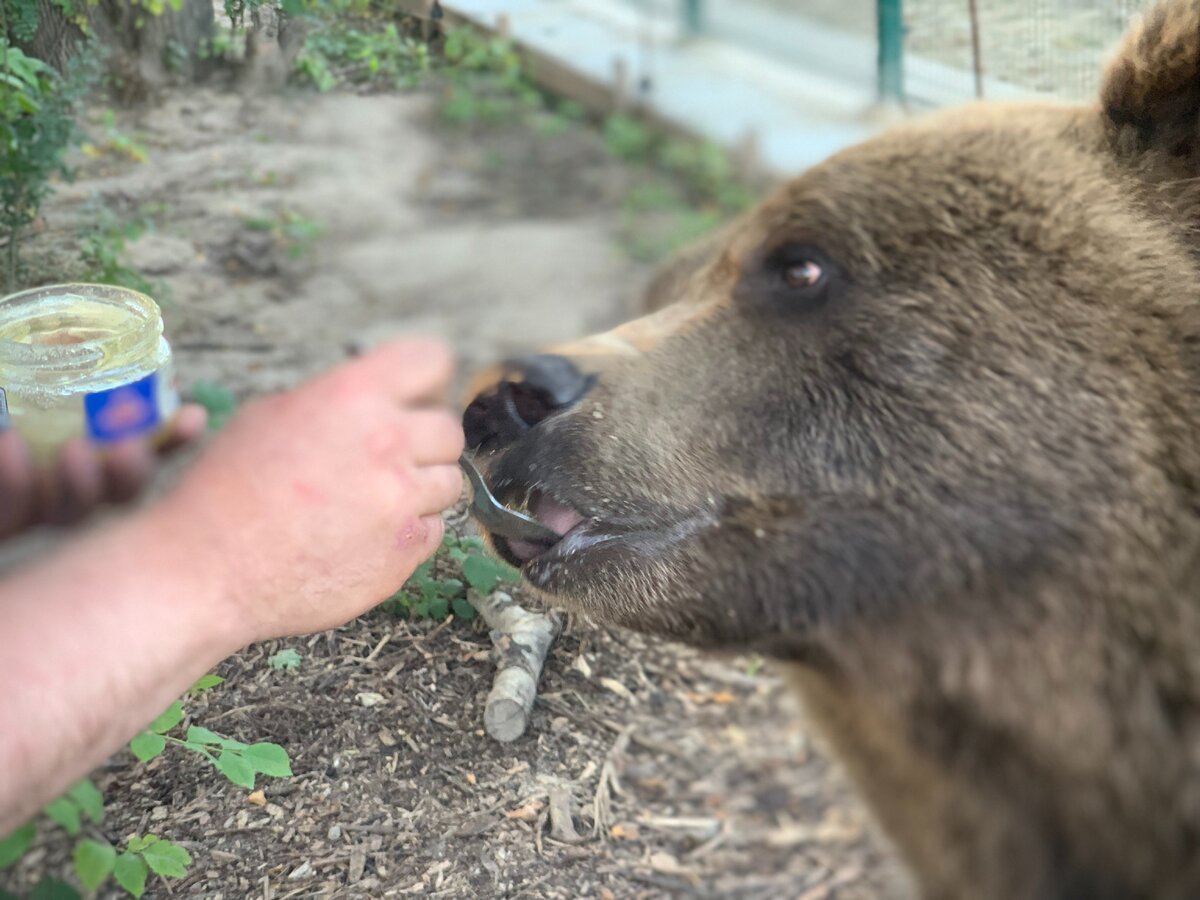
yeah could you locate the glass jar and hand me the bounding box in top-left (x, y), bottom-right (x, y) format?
top-left (0, 283), bottom-right (180, 462)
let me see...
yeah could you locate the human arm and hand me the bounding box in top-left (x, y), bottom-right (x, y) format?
top-left (0, 339), bottom-right (465, 835)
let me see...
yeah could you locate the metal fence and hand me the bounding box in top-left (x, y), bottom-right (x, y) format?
top-left (898, 0), bottom-right (1145, 104)
top-left (620, 0), bottom-right (1147, 107)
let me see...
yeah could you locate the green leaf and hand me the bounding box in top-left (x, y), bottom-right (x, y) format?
top-left (66, 780), bottom-right (104, 825)
top-left (462, 554), bottom-right (519, 593)
top-left (242, 742), bottom-right (292, 778)
top-left (0, 889), bottom-right (17, 900)
top-left (268, 648), bottom-right (302, 670)
top-left (189, 674), bottom-right (225, 694)
top-left (113, 851), bottom-right (148, 897)
top-left (0, 822), bottom-right (35, 869)
top-left (438, 578), bottom-right (464, 598)
top-left (125, 835), bottom-right (152, 854)
top-left (214, 751), bottom-right (256, 789)
top-left (28, 878), bottom-right (80, 900)
top-left (73, 838), bottom-right (116, 891)
top-left (129, 731), bottom-right (166, 762)
top-left (139, 839), bottom-right (191, 878)
top-left (189, 381), bottom-right (237, 430)
top-left (407, 559), bottom-right (434, 583)
top-left (452, 597), bottom-right (477, 620)
top-left (148, 701), bottom-right (184, 734)
top-left (428, 597), bottom-right (449, 620)
top-left (43, 797), bottom-right (82, 835)
top-left (184, 726), bottom-right (224, 746)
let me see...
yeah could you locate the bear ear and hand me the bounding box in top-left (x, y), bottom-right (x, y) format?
top-left (1099, 0), bottom-right (1200, 158)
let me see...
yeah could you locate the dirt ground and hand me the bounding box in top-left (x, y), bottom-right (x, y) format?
top-left (1, 77), bottom-right (907, 898)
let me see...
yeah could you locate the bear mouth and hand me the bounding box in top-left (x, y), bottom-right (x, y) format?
top-left (488, 488), bottom-right (716, 592)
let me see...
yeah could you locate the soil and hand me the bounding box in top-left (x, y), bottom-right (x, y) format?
top-left (0, 76), bottom-right (905, 898)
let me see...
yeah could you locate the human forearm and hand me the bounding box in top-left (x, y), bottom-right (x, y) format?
top-left (0, 503), bottom-right (241, 835)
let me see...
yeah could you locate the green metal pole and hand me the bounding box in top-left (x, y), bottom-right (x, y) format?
top-left (683, 0), bottom-right (704, 36)
top-left (877, 0), bottom-right (904, 104)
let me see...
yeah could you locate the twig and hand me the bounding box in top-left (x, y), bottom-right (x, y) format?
top-left (470, 590), bottom-right (562, 742)
top-left (592, 724), bottom-right (633, 838)
top-left (547, 785), bottom-right (584, 844)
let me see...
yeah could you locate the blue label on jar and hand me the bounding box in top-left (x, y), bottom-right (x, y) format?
top-left (85, 372), bottom-right (162, 443)
top-left (0, 388), bottom-right (8, 431)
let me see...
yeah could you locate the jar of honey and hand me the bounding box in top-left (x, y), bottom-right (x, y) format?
top-left (0, 283), bottom-right (180, 461)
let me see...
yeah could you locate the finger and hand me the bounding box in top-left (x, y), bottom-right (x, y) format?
top-left (350, 338), bottom-right (455, 404)
top-left (156, 404), bottom-right (208, 454)
top-left (411, 463), bottom-right (465, 517)
top-left (401, 409), bottom-right (466, 466)
top-left (402, 513), bottom-right (446, 564)
top-left (43, 439), bottom-right (104, 527)
top-left (0, 431), bottom-right (37, 538)
top-left (101, 439), bottom-right (155, 504)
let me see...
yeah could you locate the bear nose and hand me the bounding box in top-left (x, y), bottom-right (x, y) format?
top-left (463, 354), bottom-right (596, 453)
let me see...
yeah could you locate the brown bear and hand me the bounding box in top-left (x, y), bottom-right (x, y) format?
top-left (463, 2), bottom-right (1200, 897)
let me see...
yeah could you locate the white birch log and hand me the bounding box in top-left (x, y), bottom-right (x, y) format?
top-left (470, 590), bottom-right (561, 742)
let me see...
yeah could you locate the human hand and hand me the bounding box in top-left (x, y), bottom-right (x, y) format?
top-left (0, 404), bottom-right (209, 540)
top-left (161, 338), bottom-right (464, 645)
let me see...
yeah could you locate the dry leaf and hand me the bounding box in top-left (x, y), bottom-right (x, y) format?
top-left (246, 790), bottom-right (267, 807)
top-left (609, 823), bottom-right (640, 841)
top-left (504, 799), bottom-right (545, 822)
top-left (573, 655), bottom-right (593, 678)
top-left (599, 677), bottom-right (634, 701)
top-left (465, 772), bottom-right (477, 785)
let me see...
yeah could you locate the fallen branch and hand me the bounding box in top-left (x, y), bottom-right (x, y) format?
top-left (547, 785), bottom-right (584, 844)
top-left (470, 590), bottom-right (562, 742)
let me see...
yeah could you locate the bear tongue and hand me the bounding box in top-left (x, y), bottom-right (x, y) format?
top-left (504, 495), bottom-right (585, 564)
top-left (532, 494), bottom-right (585, 537)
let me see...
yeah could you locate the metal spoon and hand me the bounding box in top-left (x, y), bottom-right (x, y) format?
top-left (459, 454), bottom-right (561, 545)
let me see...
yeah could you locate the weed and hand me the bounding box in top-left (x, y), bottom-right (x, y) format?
top-left (242, 209), bottom-right (323, 260)
top-left (80, 109), bottom-right (149, 164)
top-left (0, 674), bottom-right (277, 899)
top-left (77, 203), bottom-right (159, 297)
top-left (603, 113), bottom-right (653, 161)
top-left (268, 648), bottom-right (302, 670)
top-left (188, 380), bottom-right (237, 430)
top-left (0, 37), bottom-right (88, 289)
top-left (383, 532), bottom-right (519, 621)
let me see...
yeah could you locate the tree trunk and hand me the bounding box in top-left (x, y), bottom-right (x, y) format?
top-left (19, 0), bottom-right (215, 97)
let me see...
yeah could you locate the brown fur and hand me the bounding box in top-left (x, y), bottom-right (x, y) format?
top-left (464, 3), bottom-right (1200, 896)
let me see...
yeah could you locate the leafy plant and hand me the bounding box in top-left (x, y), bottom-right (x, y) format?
top-left (384, 532), bottom-right (519, 621)
top-left (0, 777), bottom-right (192, 900)
top-left (128, 698), bottom-right (293, 791)
top-left (243, 208), bottom-right (323, 259)
top-left (188, 380), bottom-right (237, 430)
top-left (80, 109), bottom-right (148, 163)
top-left (268, 648), bottom-right (302, 670)
top-left (0, 672), bottom-right (289, 898)
top-left (603, 113), bottom-right (652, 161)
top-left (77, 202), bottom-right (158, 295)
top-left (0, 35), bottom-right (86, 288)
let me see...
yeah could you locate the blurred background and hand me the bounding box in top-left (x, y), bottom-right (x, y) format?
top-left (0, 1), bottom-right (1147, 897)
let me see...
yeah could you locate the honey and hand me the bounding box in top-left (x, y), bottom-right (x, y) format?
top-left (0, 284), bottom-right (180, 461)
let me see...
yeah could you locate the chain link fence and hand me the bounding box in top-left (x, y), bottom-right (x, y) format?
top-left (616, 0), bottom-right (1147, 106)
top-left (903, 0), bottom-right (1144, 104)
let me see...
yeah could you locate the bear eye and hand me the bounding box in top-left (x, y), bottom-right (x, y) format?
top-left (782, 259), bottom-right (824, 291)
